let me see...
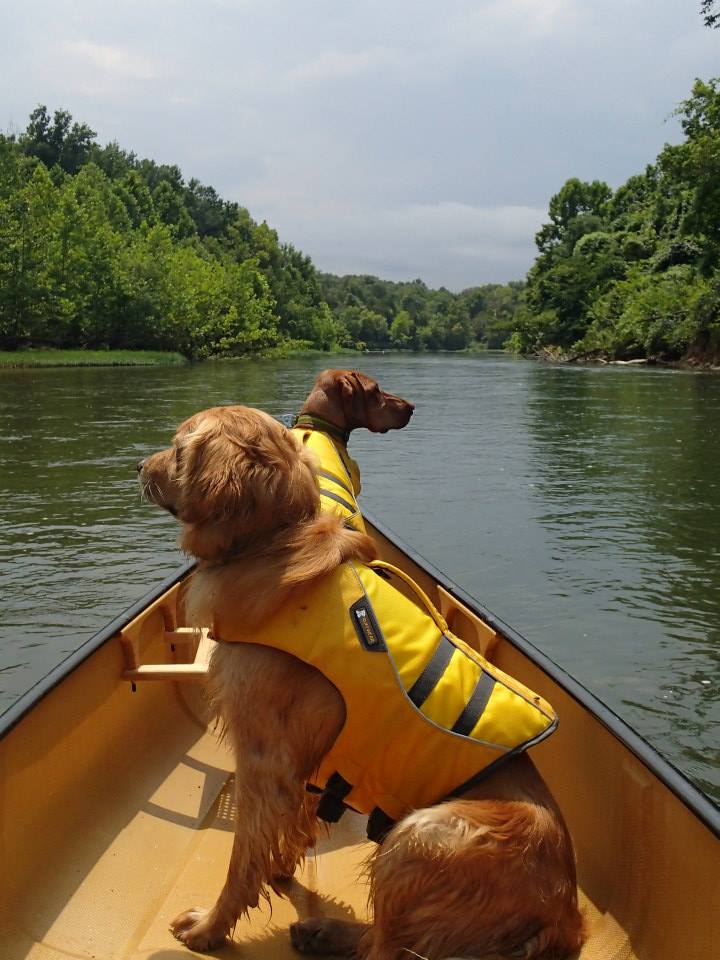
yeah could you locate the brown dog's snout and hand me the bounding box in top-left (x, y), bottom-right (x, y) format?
top-left (387, 391), bottom-right (414, 413)
top-left (393, 397), bottom-right (415, 422)
top-left (136, 458), bottom-right (146, 474)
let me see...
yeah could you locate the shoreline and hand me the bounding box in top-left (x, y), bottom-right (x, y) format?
top-left (5, 346), bottom-right (719, 372)
top-left (530, 348), bottom-right (720, 373)
top-left (0, 345), bottom-right (487, 369)
top-left (0, 345), bottom-right (366, 368)
top-left (0, 349), bottom-right (188, 368)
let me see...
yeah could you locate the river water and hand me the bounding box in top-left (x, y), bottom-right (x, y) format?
top-left (1, 353), bottom-right (718, 802)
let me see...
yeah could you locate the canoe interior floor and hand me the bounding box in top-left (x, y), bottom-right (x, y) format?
top-left (4, 726), bottom-right (636, 960)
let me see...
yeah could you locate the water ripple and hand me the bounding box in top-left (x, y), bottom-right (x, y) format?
top-left (1, 355), bottom-right (719, 804)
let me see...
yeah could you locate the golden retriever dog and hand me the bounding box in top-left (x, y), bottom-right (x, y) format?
top-left (139, 406), bottom-right (583, 960)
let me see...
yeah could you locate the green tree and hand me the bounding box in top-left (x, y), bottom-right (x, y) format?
top-left (21, 106), bottom-right (97, 174)
top-left (2, 104), bottom-right (530, 358)
top-left (0, 163), bottom-right (59, 347)
top-left (152, 181), bottom-right (195, 238)
top-left (701, 1), bottom-right (720, 28)
top-left (510, 79), bottom-right (720, 361)
top-left (534, 178), bottom-right (612, 256)
top-left (114, 171), bottom-right (156, 229)
top-left (389, 309), bottom-right (416, 348)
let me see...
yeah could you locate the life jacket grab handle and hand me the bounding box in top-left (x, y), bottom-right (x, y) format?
top-left (368, 561), bottom-right (450, 634)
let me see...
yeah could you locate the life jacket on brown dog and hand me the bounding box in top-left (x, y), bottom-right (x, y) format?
top-left (292, 415), bottom-right (365, 533)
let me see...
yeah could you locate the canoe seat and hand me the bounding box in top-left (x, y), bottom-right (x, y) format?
top-left (437, 586), bottom-right (499, 659)
top-left (121, 626), bottom-right (216, 682)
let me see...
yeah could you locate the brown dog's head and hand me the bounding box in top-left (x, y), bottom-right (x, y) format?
top-left (300, 369), bottom-right (414, 434)
top-left (138, 406), bottom-right (319, 560)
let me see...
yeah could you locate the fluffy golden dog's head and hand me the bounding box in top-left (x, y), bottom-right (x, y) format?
top-left (139, 406), bottom-right (319, 560)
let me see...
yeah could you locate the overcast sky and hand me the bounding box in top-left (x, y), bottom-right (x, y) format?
top-left (3, 1), bottom-right (718, 289)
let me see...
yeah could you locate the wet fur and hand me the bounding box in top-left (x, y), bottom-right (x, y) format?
top-left (139, 377), bottom-right (583, 960)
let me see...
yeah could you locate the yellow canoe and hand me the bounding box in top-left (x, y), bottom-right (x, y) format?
top-left (1, 513), bottom-right (718, 960)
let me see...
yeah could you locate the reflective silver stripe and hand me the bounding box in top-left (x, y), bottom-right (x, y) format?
top-left (451, 671), bottom-right (496, 736)
top-left (317, 468), bottom-right (354, 497)
top-left (319, 488), bottom-right (357, 515)
top-left (407, 635), bottom-right (454, 708)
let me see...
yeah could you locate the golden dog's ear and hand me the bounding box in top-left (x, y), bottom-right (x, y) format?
top-left (175, 407), bottom-right (319, 560)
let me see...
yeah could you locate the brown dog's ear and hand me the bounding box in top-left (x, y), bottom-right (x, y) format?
top-left (339, 371), bottom-right (380, 429)
top-left (304, 367), bottom-right (413, 434)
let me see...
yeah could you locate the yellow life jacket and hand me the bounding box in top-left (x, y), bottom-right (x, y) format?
top-left (292, 418), bottom-right (365, 533)
top-left (210, 559), bottom-right (557, 842)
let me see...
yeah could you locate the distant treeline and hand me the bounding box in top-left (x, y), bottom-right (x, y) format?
top-left (6, 79), bottom-right (719, 364)
top-left (319, 274), bottom-right (523, 351)
top-left (511, 78), bottom-right (720, 364)
top-left (0, 107), bottom-right (521, 358)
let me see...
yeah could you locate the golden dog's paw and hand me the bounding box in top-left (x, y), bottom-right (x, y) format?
top-left (290, 917), bottom-right (360, 955)
top-left (170, 908), bottom-right (228, 952)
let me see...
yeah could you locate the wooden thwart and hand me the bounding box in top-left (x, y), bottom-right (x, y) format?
top-left (120, 589), bottom-right (498, 682)
top-left (437, 586), bottom-right (499, 659)
top-left (121, 624), bottom-right (216, 682)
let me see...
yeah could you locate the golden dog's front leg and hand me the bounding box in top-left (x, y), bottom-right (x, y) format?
top-left (169, 827), bottom-right (254, 951)
top-left (168, 643), bottom-right (344, 952)
top-left (170, 757), bottom-right (317, 952)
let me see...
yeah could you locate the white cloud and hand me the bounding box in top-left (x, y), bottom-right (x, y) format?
top-left (288, 47), bottom-right (402, 84)
top-left (445, 0), bottom-right (580, 55)
top-left (500, 0), bottom-right (578, 34)
top-left (245, 196), bottom-right (546, 289)
top-left (63, 41), bottom-right (158, 81)
top-left (3, 0), bottom-right (716, 287)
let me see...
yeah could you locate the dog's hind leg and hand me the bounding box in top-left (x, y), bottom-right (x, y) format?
top-left (290, 917), bottom-right (370, 956)
top-left (356, 800), bottom-right (583, 960)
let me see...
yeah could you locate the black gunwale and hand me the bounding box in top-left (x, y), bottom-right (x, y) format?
top-left (0, 559), bottom-right (195, 739)
top-left (2, 512), bottom-right (718, 839)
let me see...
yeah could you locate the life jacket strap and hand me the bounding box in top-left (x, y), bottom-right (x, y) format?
top-left (368, 561), bottom-right (450, 634)
top-left (451, 670), bottom-right (496, 735)
top-left (316, 771), bottom-right (353, 823)
top-left (367, 807), bottom-right (395, 844)
top-left (407, 634), bottom-right (454, 707)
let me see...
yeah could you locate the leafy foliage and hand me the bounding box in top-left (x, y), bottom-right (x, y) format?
top-left (509, 78), bottom-right (720, 364)
top-left (0, 108), bottom-right (332, 356)
top-left (702, 1), bottom-right (720, 29)
top-left (1, 105), bottom-right (523, 357)
top-left (319, 274), bottom-right (524, 351)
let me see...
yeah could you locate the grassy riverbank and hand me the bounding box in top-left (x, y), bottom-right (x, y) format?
top-left (0, 349), bottom-right (187, 368)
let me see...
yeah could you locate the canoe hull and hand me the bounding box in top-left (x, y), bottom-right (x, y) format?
top-left (1, 516), bottom-right (717, 959)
